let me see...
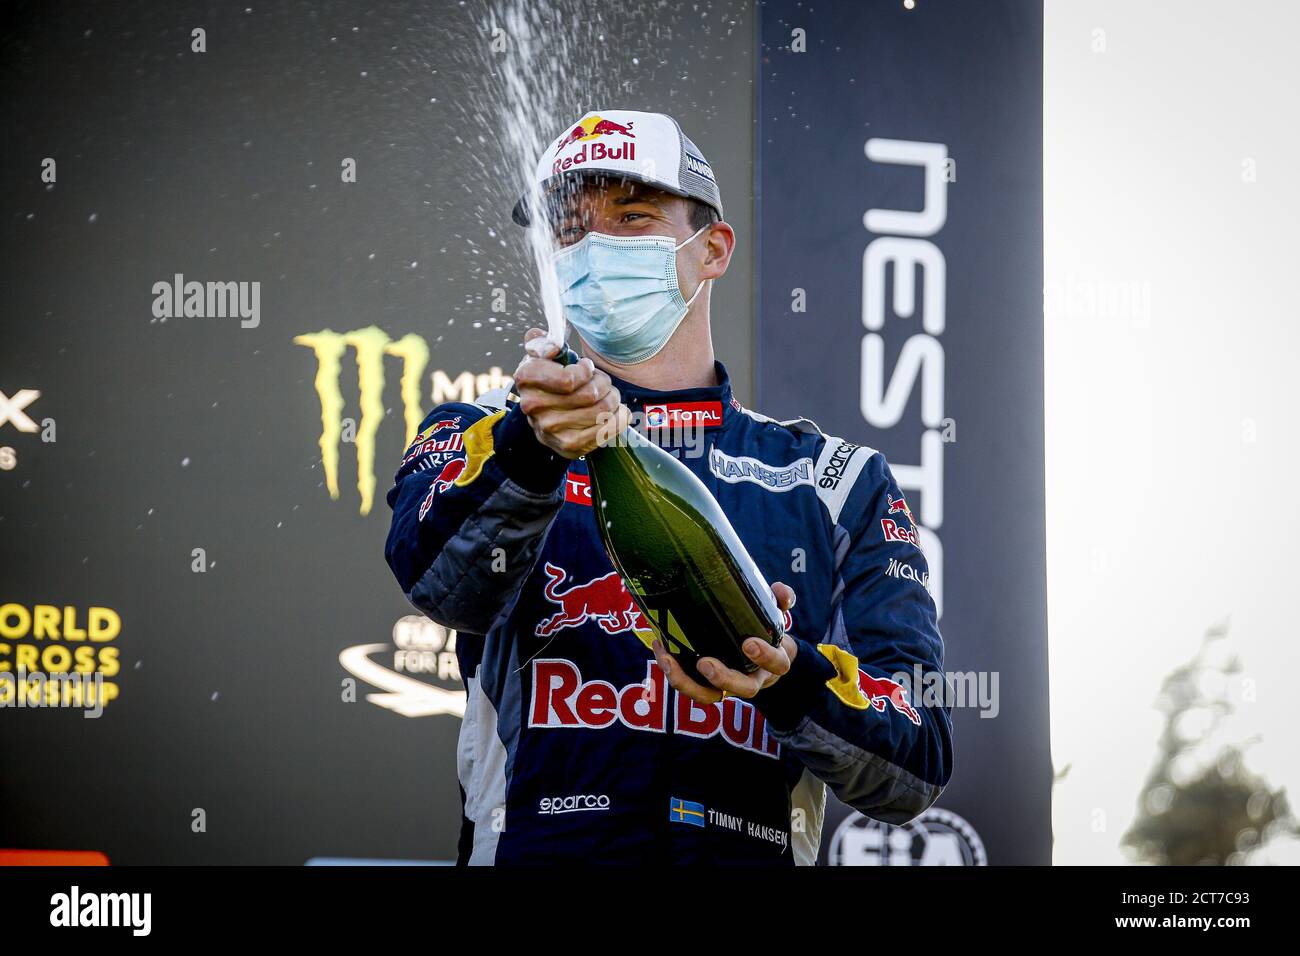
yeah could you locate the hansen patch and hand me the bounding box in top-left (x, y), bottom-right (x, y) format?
top-left (709, 448), bottom-right (814, 492)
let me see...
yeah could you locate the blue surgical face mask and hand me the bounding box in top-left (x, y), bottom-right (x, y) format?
top-left (551, 225), bottom-right (710, 364)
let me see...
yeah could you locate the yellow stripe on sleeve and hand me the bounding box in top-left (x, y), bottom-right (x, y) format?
top-left (816, 643), bottom-right (870, 710)
top-left (453, 409), bottom-right (507, 487)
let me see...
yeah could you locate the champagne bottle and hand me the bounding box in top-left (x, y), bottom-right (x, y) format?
top-left (549, 342), bottom-right (787, 682)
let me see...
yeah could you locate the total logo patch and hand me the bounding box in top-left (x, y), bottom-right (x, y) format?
top-left (564, 471), bottom-right (593, 506)
top-left (642, 401), bottom-right (723, 429)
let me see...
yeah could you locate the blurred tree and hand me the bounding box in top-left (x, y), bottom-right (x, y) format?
top-left (1124, 623), bottom-right (1298, 865)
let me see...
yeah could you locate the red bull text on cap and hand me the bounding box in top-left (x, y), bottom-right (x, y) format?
top-left (513, 109), bottom-right (723, 226)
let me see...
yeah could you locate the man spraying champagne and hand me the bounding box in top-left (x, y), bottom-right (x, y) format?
top-left (384, 109), bottom-right (952, 865)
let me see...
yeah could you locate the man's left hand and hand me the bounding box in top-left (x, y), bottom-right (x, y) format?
top-left (651, 582), bottom-right (798, 704)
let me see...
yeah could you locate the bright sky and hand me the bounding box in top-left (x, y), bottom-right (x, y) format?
top-left (1045, 0), bottom-right (1300, 863)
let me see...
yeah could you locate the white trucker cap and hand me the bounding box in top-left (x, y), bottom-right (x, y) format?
top-left (511, 109), bottom-right (724, 226)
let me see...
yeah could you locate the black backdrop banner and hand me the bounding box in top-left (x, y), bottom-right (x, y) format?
top-left (755, 0), bottom-right (1050, 864)
top-left (0, 0), bottom-right (757, 864)
top-left (1, 0), bottom-right (1046, 867)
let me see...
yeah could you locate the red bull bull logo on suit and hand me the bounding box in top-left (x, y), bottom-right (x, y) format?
top-left (417, 458), bottom-right (466, 521)
top-left (857, 670), bottom-right (922, 726)
top-left (535, 562), bottom-right (649, 638)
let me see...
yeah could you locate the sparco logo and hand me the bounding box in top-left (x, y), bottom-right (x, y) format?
top-left (539, 794), bottom-right (611, 815)
top-left (817, 441), bottom-right (860, 489)
top-left (294, 327), bottom-right (509, 514)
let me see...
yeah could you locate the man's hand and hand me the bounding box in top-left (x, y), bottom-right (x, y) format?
top-left (651, 582), bottom-right (798, 704)
top-left (514, 328), bottom-right (631, 460)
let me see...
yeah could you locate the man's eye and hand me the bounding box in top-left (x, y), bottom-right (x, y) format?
top-left (622, 212), bottom-right (645, 222)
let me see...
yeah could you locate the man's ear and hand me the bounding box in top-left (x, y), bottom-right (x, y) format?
top-left (700, 222), bottom-right (736, 280)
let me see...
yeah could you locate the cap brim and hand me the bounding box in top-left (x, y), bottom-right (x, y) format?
top-left (511, 169), bottom-right (700, 228)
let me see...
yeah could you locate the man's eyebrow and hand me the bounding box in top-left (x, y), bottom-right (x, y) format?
top-left (545, 199), bottom-right (581, 223)
top-left (611, 193), bottom-right (662, 206)
top-left (544, 190), bottom-right (662, 224)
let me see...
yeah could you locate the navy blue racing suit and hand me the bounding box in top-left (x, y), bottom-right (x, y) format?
top-left (384, 362), bottom-right (952, 864)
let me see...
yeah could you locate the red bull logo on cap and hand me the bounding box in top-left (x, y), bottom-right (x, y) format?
top-left (554, 115), bottom-right (636, 153)
top-left (552, 114), bottom-right (637, 175)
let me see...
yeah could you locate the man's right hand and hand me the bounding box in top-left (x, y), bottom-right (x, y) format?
top-left (512, 328), bottom-right (631, 460)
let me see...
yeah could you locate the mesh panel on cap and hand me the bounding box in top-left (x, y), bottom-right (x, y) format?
top-left (677, 132), bottom-right (724, 221)
top-left (513, 111), bottom-right (723, 225)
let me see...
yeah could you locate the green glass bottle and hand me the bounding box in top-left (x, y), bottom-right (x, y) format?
top-left (554, 343), bottom-right (787, 682)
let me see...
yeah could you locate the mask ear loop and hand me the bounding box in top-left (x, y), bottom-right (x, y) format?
top-left (673, 223), bottom-right (712, 251)
top-left (676, 223), bottom-right (713, 306)
top-left (682, 275), bottom-right (709, 309)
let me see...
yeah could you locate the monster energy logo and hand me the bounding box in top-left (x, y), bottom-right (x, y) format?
top-left (294, 327), bottom-right (510, 515)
